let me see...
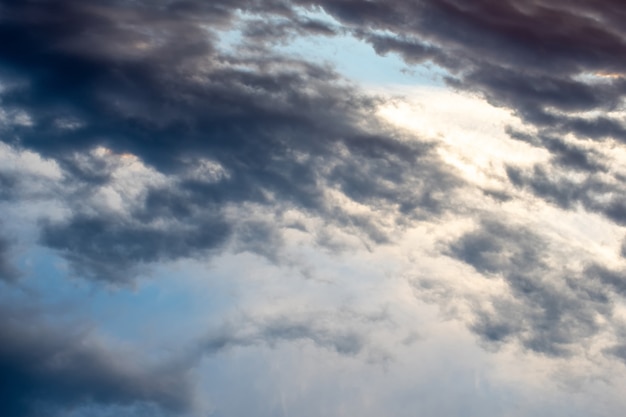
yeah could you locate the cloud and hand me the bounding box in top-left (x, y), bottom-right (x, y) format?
top-left (505, 162), bottom-right (626, 225)
top-left (0, 235), bottom-right (19, 282)
top-left (434, 218), bottom-right (615, 356)
top-left (301, 0), bottom-right (626, 154)
top-left (505, 128), bottom-right (606, 173)
top-left (0, 0), bottom-right (464, 283)
top-left (3, 1), bottom-right (626, 414)
top-left (198, 309), bottom-right (391, 359)
top-left (238, 13), bottom-right (338, 46)
top-left (0, 305), bottom-right (194, 417)
top-left (40, 212), bottom-right (232, 283)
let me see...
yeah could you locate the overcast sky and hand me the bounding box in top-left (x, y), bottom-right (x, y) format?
top-left (2, 1), bottom-right (626, 416)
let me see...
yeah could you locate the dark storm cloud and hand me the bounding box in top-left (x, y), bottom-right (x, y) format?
top-left (0, 0), bottom-right (461, 283)
top-left (270, 0), bottom-right (626, 233)
top-left (365, 34), bottom-right (446, 67)
top-left (440, 219), bottom-right (613, 356)
top-left (0, 306), bottom-right (194, 417)
top-left (298, 0), bottom-right (626, 146)
top-left (239, 14), bottom-right (338, 45)
top-left (306, 0), bottom-right (626, 73)
top-left (6, 0), bottom-right (625, 286)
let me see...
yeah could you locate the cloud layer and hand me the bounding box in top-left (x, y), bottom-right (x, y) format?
top-left (0, 0), bottom-right (464, 283)
top-left (2, 1), bottom-right (626, 416)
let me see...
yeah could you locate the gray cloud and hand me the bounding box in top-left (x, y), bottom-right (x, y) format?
top-left (227, 0), bottom-right (626, 239)
top-left (5, 0), bottom-right (625, 289)
top-left (586, 264), bottom-right (626, 301)
top-left (199, 309), bottom-right (391, 359)
top-left (239, 14), bottom-right (338, 46)
top-left (0, 172), bottom-right (18, 201)
top-left (0, 235), bottom-right (19, 282)
top-left (0, 0), bottom-right (463, 283)
top-left (505, 163), bottom-right (626, 226)
top-left (40, 212), bottom-right (232, 283)
top-left (439, 219), bottom-right (614, 356)
top-left (506, 128), bottom-right (606, 173)
top-left (0, 305), bottom-right (194, 417)
top-left (4, 2), bottom-right (626, 417)
top-left (296, 0), bottom-right (626, 157)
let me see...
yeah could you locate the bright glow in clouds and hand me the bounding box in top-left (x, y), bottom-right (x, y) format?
top-left (377, 87), bottom-right (548, 184)
top-left (378, 86), bottom-right (626, 260)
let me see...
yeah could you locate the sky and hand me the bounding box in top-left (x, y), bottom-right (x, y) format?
top-left (2, 1), bottom-right (626, 416)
